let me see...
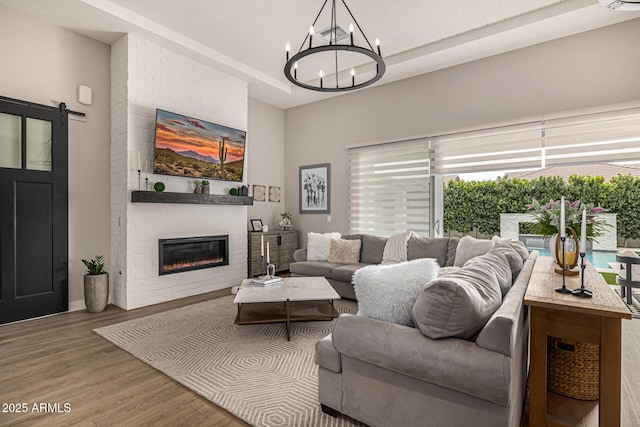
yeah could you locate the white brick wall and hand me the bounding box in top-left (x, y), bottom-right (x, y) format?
top-left (111, 34), bottom-right (249, 310)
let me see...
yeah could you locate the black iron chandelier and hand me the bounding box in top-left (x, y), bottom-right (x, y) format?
top-left (284, 0), bottom-right (386, 92)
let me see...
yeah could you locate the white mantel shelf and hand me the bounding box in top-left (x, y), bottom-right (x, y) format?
top-left (131, 191), bottom-right (253, 206)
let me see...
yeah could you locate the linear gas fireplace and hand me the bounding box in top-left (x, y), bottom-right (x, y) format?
top-left (158, 235), bottom-right (229, 275)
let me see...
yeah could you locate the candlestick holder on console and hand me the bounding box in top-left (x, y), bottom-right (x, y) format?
top-left (555, 236), bottom-right (573, 294)
top-left (572, 252), bottom-right (593, 298)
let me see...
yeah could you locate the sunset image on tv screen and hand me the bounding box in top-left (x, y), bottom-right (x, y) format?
top-left (153, 109), bottom-right (246, 182)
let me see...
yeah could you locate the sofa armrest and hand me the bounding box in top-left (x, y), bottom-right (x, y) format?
top-left (293, 248), bottom-right (307, 262)
top-left (332, 314), bottom-right (510, 406)
top-left (315, 334), bottom-right (341, 373)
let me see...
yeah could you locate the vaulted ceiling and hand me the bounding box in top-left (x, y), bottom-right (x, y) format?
top-left (1, 0), bottom-right (638, 108)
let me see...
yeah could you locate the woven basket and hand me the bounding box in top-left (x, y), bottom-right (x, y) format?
top-left (547, 336), bottom-right (599, 400)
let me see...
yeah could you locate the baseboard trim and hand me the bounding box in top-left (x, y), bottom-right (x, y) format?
top-left (68, 299), bottom-right (86, 312)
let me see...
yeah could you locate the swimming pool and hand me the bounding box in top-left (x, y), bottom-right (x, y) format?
top-left (530, 248), bottom-right (620, 269)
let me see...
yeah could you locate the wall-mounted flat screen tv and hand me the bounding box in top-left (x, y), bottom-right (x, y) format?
top-left (153, 109), bottom-right (246, 182)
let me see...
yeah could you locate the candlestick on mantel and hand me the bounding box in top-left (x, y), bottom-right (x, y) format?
top-left (138, 151), bottom-right (141, 171)
top-left (560, 196), bottom-right (566, 238)
top-left (580, 208), bottom-right (587, 253)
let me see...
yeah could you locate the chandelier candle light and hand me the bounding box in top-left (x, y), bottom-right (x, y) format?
top-left (284, 0), bottom-right (386, 92)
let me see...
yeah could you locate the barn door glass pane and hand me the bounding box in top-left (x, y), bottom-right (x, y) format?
top-left (0, 112), bottom-right (21, 169)
top-left (26, 118), bottom-right (52, 171)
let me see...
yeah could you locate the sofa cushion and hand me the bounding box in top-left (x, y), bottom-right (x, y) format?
top-left (445, 237), bottom-right (460, 267)
top-left (509, 240), bottom-right (530, 262)
top-left (412, 262), bottom-right (502, 339)
top-left (464, 250), bottom-right (512, 296)
top-left (491, 243), bottom-right (524, 279)
top-left (360, 234), bottom-right (387, 264)
top-left (407, 237), bottom-right (448, 266)
top-left (476, 251), bottom-right (536, 356)
top-left (332, 263), bottom-right (369, 283)
top-left (307, 232), bottom-right (341, 261)
top-left (328, 238), bottom-right (362, 264)
top-left (382, 231), bottom-right (416, 264)
top-left (289, 261), bottom-right (341, 278)
top-left (354, 259), bottom-right (439, 327)
top-left (453, 236), bottom-right (494, 267)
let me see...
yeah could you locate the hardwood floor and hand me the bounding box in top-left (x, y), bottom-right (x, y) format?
top-left (1, 289), bottom-right (639, 427)
top-left (0, 289), bottom-right (247, 427)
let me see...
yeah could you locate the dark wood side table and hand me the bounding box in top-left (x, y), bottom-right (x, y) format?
top-left (525, 256), bottom-right (631, 427)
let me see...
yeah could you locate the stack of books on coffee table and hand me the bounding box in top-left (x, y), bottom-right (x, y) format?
top-left (251, 275), bottom-right (282, 286)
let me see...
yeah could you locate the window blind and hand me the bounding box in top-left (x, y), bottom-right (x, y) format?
top-left (430, 122), bottom-right (542, 175)
top-left (544, 108), bottom-right (640, 166)
top-left (348, 139), bottom-right (430, 236)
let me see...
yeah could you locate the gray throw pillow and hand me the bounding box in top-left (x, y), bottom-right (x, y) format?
top-left (465, 250), bottom-right (512, 296)
top-left (407, 237), bottom-right (448, 266)
top-left (509, 240), bottom-right (530, 262)
top-left (453, 236), bottom-right (494, 267)
top-left (412, 262), bottom-right (502, 339)
top-left (491, 243), bottom-right (524, 279)
top-left (360, 234), bottom-right (388, 264)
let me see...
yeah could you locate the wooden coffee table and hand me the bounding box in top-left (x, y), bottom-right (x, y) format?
top-left (233, 276), bottom-right (341, 340)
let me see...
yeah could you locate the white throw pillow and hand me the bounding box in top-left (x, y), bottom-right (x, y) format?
top-left (353, 258), bottom-right (439, 327)
top-left (618, 249), bottom-right (640, 282)
top-left (307, 232), bottom-right (341, 261)
top-left (453, 236), bottom-right (495, 267)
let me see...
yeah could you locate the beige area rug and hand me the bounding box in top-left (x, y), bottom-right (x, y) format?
top-left (94, 295), bottom-right (361, 427)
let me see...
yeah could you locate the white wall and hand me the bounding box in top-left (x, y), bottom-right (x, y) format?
top-left (111, 34), bottom-right (250, 310)
top-left (247, 98), bottom-right (286, 230)
top-left (284, 19), bottom-right (640, 241)
top-left (0, 5), bottom-right (111, 309)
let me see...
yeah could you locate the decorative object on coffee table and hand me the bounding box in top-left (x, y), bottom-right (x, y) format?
top-left (300, 163), bottom-right (330, 214)
top-left (153, 181), bottom-right (165, 192)
top-left (82, 255), bottom-right (109, 313)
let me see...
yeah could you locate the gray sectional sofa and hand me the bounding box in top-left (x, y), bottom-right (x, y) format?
top-left (290, 234), bottom-right (459, 300)
top-left (292, 233), bottom-right (537, 427)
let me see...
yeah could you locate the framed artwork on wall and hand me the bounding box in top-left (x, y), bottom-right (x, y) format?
top-left (299, 163), bottom-right (330, 214)
top-left (269, 186), bottom-right (281, 202)
top-left (253, 185), bottom-right (266, 202)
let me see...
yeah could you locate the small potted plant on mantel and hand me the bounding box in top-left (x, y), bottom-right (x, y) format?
top-left (201, 180), bottom-right (210, 194)
top-left (82, 255), bottom-right (109, 313)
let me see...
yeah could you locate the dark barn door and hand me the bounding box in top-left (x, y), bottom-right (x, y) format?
top-left (0, 96), bottom-right (68, 324)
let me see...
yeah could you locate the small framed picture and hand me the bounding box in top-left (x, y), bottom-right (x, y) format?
top-left (269, 186), bottom-right (281, 202)
top-left (253, 185), bottom-right (266, 202)
top-left (250, 219), bottom-right (264, 232)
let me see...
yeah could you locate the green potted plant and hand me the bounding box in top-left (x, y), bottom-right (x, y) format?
top-left (201, 180), bottom-right (210, 194)
top-left (194, 180), bottom-right (202, 194)
top-left (82, 255), bottom-right (109, 313)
